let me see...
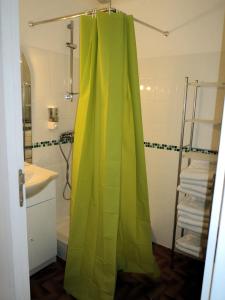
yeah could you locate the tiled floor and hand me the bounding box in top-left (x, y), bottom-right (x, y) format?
top-left (30, 244), bottom-right (204, 300)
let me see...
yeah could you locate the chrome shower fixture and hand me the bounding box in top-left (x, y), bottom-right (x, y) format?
top-left (66, 42), bottom-right (77, 50)
top-left (59, 131), bottom-right (74, 200)
top-left (64, 21), bottom-right (79, 101)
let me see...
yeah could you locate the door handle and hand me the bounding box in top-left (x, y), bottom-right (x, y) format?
top-left (18, 169), bottom-right (25, 207)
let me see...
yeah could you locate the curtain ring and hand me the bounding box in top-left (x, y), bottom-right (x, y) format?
top-left (108, 1), bottom-right (111, 15)
top-left (92, 9), bottom-right (96, 18)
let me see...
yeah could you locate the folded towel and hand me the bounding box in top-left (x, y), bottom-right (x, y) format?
top-left (177, 185), bottom-right (212, 201)
top-left (191, 159), bottom-right (216, 169)
top-left (180, 183), bottom-right (212, 196)
top-left (176, 244), bottom-right (204, 258)
top-left (180, 178), bottom-right (214, 188)
top-left (180, 164), bottom-right (216, 182)
top-left (178, 215), bottom-right (209, 229)
top-left (177, 196), bottom-right (211, 217)
top-left (176, 233), bottom-right (207, 253)
top-left (177, 221), bottom-right (208, 235)
top-left (178, 211), bottom-right (209, 223)
top-left (180, 168), bottom-right (215, 182)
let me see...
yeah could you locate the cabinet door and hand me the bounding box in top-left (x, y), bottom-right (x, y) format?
top-left (27, 199), bottom-right (57, 272)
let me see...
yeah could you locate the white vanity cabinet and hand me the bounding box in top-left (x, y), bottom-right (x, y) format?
top-left (26, 179), bottom-right (57, 275)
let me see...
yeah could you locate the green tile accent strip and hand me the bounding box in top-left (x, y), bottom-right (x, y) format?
top-left (144, 142), bottom-right (180, 152)
top-left (188, 147), bottom-right (218, 155)
top-left (25, 139), bottom-right (218, 155)
top-left (24, 136), bottom-right (73, 150)
top-left (143, 142), bottom-right (218, 155)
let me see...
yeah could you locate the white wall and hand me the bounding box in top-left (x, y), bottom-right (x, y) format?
top-left (20, 0), bottom-right (225, 247)
top-left (111, 0), bottom-right (225, 57)
top-left (20, 0), bottom-right (97, 54)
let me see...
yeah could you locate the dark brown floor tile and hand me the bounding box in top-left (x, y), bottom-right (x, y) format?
top-left (30, 244), bottom-right (204, 300)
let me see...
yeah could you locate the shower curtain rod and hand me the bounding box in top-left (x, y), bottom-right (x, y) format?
top-left (28, 7), bottom-right (169, 37)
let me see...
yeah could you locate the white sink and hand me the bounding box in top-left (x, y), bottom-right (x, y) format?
top-left (25, 163), bottom-right (58, 198)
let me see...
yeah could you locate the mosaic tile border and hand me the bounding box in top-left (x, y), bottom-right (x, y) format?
top-left (144, 142), bottom-right (180, 152)
top-left (189, 147), bottom-right (218, 155)
top-left (25, 139), bottom-right (218, 155)
top-left (144, 142), bottom-right (218, 155)
top-left (24, 137), bottom-right (73, 150)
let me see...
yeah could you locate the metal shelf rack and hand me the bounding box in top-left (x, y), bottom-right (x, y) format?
top-left (171, 77), bottom-right (225, 266)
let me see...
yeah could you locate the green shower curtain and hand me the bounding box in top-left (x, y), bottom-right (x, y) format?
top-left (64, 12), bottom-right (159, 300)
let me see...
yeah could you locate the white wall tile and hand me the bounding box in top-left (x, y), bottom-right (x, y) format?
top-left (26, 47), bottom-right (77, 224)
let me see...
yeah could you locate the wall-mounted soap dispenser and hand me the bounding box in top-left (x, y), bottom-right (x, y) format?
top-left (48, 106), bottom-right (58, 129)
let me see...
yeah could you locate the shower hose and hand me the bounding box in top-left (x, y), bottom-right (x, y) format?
top-left (59, 131), bottom-right (74, 200)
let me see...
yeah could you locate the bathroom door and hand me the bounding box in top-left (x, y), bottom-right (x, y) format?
top-left (0, 0), bottom-right (30, 299)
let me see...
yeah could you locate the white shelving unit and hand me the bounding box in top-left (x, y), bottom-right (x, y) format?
top-left (171, 77), bottom-right (225, 266)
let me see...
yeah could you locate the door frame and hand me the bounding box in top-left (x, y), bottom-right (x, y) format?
top-left (0, 0), bottom-right (30, 299)
top-left (201, 99), bottom-right (225, 300)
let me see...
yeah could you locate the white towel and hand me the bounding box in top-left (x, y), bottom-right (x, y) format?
top-left (177, 221), bottom-right (208, 235)
top-left (177, 185), bottom-right (212, 201)
top-left (176, 244), bottom-right (204, 258)
top-left (180, 164), bottom-right (216, 182)
top-left (178, 215), bottom-right (209, 229)
top-left (176, 233), bottom-right (207, 253)
top-left (178, 211), bottom-right (209, 223)
top-left (191, 159), bottom-right (216, 169)
top-left (177, 196), bottom-right (211, 217)
top-left (180, 183), bottom-right (212, 196)
top-left (180, 178), bottom-right (213, 188)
